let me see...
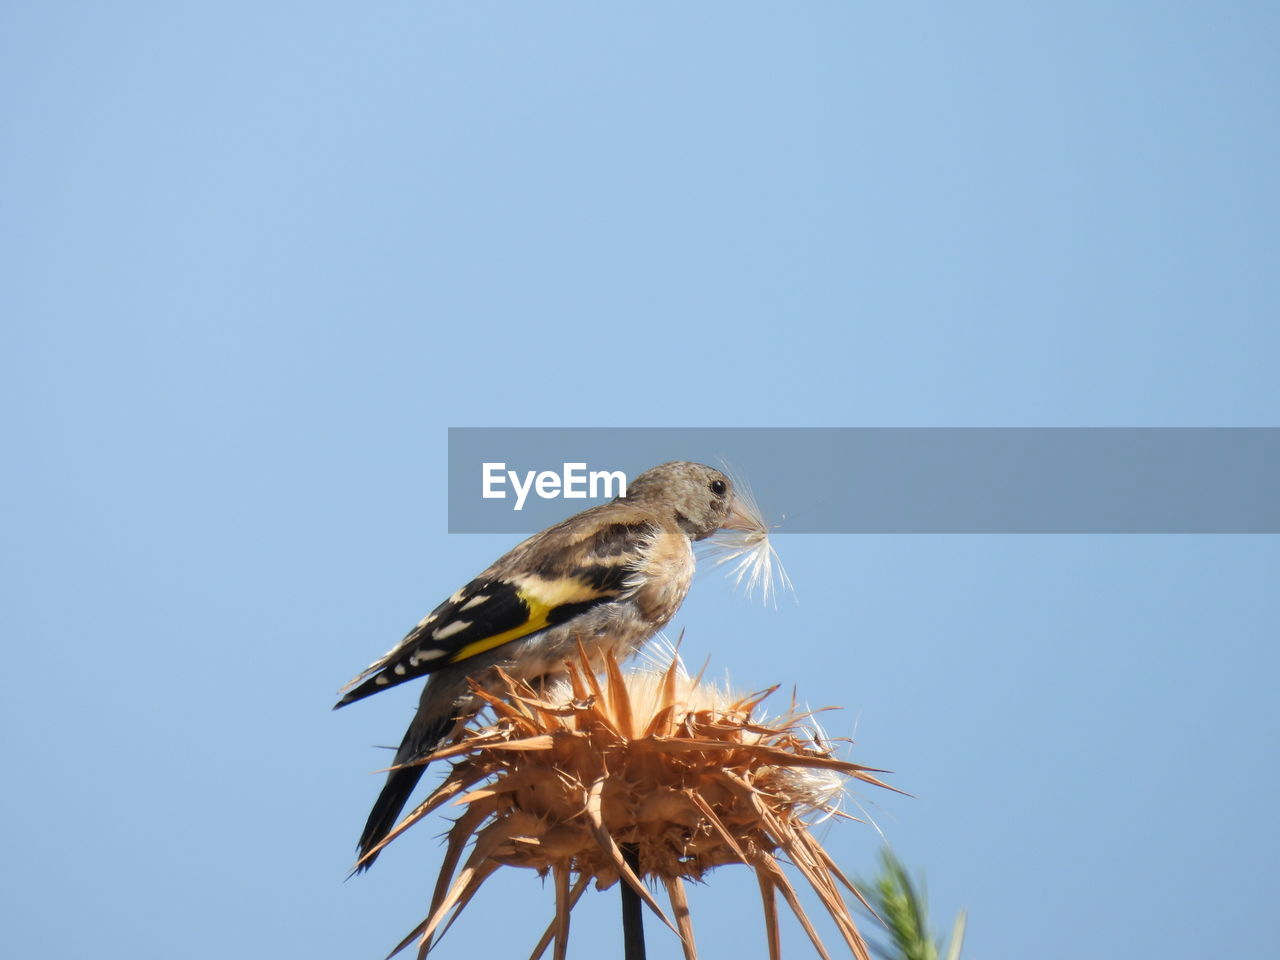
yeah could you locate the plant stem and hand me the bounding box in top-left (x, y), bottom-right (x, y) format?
top-left (620, 843), bottom-right (646, 960)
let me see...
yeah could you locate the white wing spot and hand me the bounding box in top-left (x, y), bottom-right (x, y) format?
top-left (460, 594), bottom-right (490, 611)
top-left (409, 648), bottom-right (446, 667)
top-left (375, 675), bottom-right (389, 685)
top-left (449, 588), bottom-right (468, 604)
top-left (433, 620), bottom-right (470, 641)
top-left (393, 664), bottom-right (406, 675)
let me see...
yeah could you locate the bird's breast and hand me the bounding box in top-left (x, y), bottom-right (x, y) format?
top-left (630, 531), bottom-right (696, 629)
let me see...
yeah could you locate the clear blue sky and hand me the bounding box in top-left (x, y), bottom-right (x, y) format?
top-left (3, 4), bottom-right (1277, 959)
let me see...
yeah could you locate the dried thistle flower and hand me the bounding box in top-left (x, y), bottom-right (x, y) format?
top-left (375, 647), bottom-right (896, 960)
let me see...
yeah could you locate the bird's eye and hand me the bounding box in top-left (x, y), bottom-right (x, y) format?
top-left (710, 479), bottom-right (727, 497)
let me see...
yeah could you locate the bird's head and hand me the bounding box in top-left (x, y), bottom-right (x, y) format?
top-left (622, 460), bottom-right (758, 541)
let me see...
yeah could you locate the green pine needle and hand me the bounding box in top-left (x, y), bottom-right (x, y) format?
top-left (858, 849), bottom-right (967, 960)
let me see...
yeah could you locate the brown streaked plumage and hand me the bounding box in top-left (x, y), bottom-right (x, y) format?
top-left (336, 460), bottom-right (754, 871)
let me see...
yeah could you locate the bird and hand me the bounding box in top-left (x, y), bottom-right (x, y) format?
top-left (335, 460), bottom-right (757, 871)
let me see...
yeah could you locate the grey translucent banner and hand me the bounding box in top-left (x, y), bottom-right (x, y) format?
top-left (447, 428), bottom-right (1280, 533)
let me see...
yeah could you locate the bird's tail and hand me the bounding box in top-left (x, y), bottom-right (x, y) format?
top-left (354, 713), bottom-right (454, 872)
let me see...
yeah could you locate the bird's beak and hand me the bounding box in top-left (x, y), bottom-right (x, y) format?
top-left (721, 495), bottom-right (761, 534)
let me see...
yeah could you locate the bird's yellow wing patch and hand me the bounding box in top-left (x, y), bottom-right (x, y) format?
top-left (446, 575), bottom-right (605, 664)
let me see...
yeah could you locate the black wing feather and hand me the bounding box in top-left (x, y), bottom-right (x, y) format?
top-left (334, 578), bottom-right (530, 707)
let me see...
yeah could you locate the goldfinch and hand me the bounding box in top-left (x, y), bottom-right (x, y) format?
top-left (336, 460), bottom-right (758, 871)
